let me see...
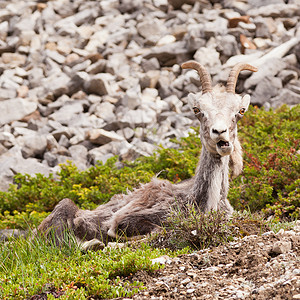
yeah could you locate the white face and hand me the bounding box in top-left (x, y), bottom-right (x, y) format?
top-left (188, 91), bottom-right (250, 156)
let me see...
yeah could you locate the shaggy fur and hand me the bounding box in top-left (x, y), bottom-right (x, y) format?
top-left (38, 62), bottom-right (256, 246)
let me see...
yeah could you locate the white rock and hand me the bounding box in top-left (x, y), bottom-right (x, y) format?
top-left (0, 98), bottom-right (37, 126)
top-left (118, 108), bottom-right (157, 127)
top-left (87, 129), bottom-right (124, 145)
top-left (272, 240), bottom-right (292, 254)
top-left (151, 255), bottom-right (171, 265)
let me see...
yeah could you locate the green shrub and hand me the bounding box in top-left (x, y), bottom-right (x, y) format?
top-left (0, 104), bottom-right (299, 229)
top-left (229, 105), bottom-right (300, 220)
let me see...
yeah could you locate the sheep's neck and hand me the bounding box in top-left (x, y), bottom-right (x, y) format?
top-left (191, 146), bottom-right (229, 211)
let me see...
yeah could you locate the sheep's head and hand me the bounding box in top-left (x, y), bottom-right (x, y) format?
top-left (182, 61), bottom-right (257, 157)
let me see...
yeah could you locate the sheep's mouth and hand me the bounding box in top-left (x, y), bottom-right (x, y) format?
top-left (217, 140), bottom-right (230, 148)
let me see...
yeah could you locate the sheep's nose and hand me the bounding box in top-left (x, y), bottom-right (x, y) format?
top-left (212, 128), bottom-right (227, 135)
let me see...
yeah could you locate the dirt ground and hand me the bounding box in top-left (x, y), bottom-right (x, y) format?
top-left (128, 223), bottom-right (300, 300)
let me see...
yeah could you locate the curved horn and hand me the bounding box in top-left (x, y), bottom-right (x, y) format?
top-left (181, 60), bottom-right (212, 94)
top-left (226, 63), bottom-right (258, 93)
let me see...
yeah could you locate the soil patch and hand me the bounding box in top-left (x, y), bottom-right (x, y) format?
top-left (130, 226), bottom-right (300, 299)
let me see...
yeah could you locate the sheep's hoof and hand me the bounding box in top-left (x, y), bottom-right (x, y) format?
top-left (79, 238), bottom-right (105, 251)
top-left (107, 228), bottom-right (116, 238)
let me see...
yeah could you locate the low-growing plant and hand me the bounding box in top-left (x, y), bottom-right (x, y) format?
top-left (0, 230), bottom-right (187, 300)
top-left (229, 104), bottom-right (299, 220)
top-left (150, 204), bottom-right (239, 250)
top-left (150, 207), bottom-right (291, 251)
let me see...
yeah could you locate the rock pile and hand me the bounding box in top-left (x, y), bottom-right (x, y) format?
top-left (0, 0), bottom-right (300, 190)
top-left (133, 221), bottom-right (300, 299)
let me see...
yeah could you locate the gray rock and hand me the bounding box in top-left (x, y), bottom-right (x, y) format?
top-left (45, 49), bottom-right (65, 64)
top-left (0, 88), bottom-right (17, 100)
top-left (118, 108), bottom-right (157, 128)
top-left (43, 72), bottom-right (71, 98)
top-left (72, 60), bottom-right (91, 74)
top-left (44, 151), bottom-right (58, 167)
top-left (141, 58), bottom-right (161, 72)
top-left (272, 240), bottom-right (292, 254)
top-left (55, 8), bottom-right (98, 28)
top-left (0, 229), bottom-right (26, 241)
top-left (52, 127), bottom-right (73, 141)
top-left (216, 35), bottom-right (239, 58)
top-left (204, 18), bottom-right (228, 38)
top-left (84, 74), bottom-right (113, 96)
top-left (87, 128), bottom-right (124, 145)
top-left (251, 76), bottom-right (282, 106)
top-left (0, 143), bottom-right (7, 155)
top-left (270, 88), bottom-right (300, 108)
top-left (137, 18), bottom-right (166, 44)
top-left (255, 20), bottom-right (271, 38)
top-left (69, 145), bottom-right (88, 170)
top-left (0, 145), bottom-right (51, 190)
top-left (0, 131), bottom-right (15, 148)
top-left (69, 130), bottom-right (86, 145)
top-left (68, 72), bottom-right (89, 96)
top-left (168, 0), bottom-right (195, 9)
top-left (140, 70), bottom-right (161, 89)
top-left (20, 133), bottom-right (47, 159)
top-left (144, 41), bottom-right (188, 65)
top-left (277, 69), bottom-right (298, 85)
top-left (88, 147), bottom-right (114, 165)
top-left (0, 98), bottom-right (37, 126)
top-left (121, 86), bottom-right (142, 109)
top-left (28, 67), bottom-right (44, 89)
top-left (117, 127), bottom-right (135, 141)
top-left (131, 138), bottom-right (157, 155)
top-left (58, 134), bottom-right (70, 148)
top-left (244, 58), bottom-right (286, 89)
top-left (86, 60), bottom-right (107, 74)
top-left (164, 95), bottom-right (183, 112)
top-left (93, 102), bottom-right (115, 123)
top-left (194, 47), bottom-right (221, 75)
top-left (248, 4), bottom-right (300, 18)
top-left (153, 0), bottom-right (168, 11)
top-left (49, 102), bottom-right (84, 124)
top-left (286, 80), bottom-right (300, 94)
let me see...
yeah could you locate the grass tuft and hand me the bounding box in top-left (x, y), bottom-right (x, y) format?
top-left (150, 204), bottom-right (239, 250)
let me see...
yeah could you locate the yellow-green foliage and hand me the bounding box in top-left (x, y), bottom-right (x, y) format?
top-left (0, 105), bottom-right (299, 229)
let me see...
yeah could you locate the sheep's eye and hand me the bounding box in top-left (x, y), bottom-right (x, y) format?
top-left (239, 108), bottom-right (246, 115)
top-left (193, 107), bottom-right (200, 114)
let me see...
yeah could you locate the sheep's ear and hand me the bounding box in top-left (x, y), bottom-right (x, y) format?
top-left (187, 93), bottom-right (197, 109)
top-left (241, 94), bottom-right (250, 111)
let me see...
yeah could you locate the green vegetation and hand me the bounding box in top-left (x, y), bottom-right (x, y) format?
top-left (0, 104), bottom-right (299, 299)
top-left (150, 207), bottom-right (294, 251)
top-left (229, 105), bottom-right (299, 220)
top-left (151, 207), bottom-right (239, 250)
top-left (0, 230), bottom-right (187, 299)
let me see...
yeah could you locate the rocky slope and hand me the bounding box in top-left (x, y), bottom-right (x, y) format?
top-left (131, 222), bottom-right (300, 299)
top-left (0, 0), bottom-right (300, 191)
